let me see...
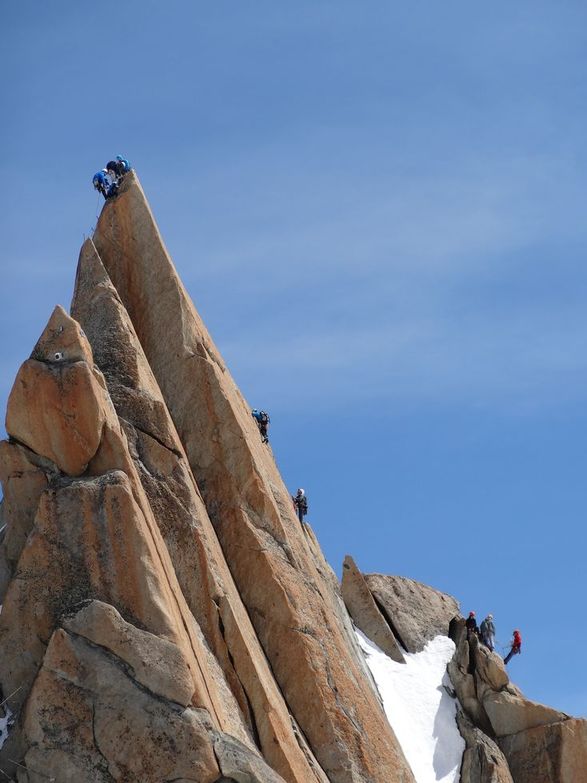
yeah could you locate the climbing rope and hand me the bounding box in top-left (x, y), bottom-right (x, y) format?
top-left (0, 686), bottom-right (22, 711)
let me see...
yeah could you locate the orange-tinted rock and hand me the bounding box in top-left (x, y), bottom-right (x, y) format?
top-left (341, 555), bottom-right (404, 662)
top-left (22, 627), bottom-right (224, 783)
top-left (71, 238), bottom-right (328, 783)
top-left (0, 307), bottom-right (269, 775)
top-left (0, 440), bottom-right (50, 575)
top-left (5, 307), bottom-right (109, 476)
top-left (483, 690), bottom-right (568, 738)
top-left (0, 471), bottom-right (246, 740)
top-left (499, 718), bottom-right (587, 783)
top-left (92, 171), bottom-right (415, 783)
top-left (63, 600), bottom-right (196, 706)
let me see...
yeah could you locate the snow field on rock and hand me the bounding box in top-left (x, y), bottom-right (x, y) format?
top-left (356, 631), bottom-right (464, 783)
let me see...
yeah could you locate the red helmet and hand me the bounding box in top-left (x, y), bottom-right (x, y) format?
top-left (469, 611), bottom-right (475, 617)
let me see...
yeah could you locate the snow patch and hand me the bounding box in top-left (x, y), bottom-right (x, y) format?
top-left (0, 705), bottom-right (13, 751)
top-left (356, 630), bottom-right (464, 783)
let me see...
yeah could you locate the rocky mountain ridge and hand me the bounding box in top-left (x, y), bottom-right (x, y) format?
top-left (0, 171), bottom-right (584, 783)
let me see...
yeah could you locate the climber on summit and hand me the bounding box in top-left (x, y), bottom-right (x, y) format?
top-left (252, 409), bottom-right (270, 443)
top-left (480, 614), bottom-right (496, 651)
top-left (465, 611), bottom-right (479, 640)
top-left (106, 158), bottom-right (126, 182)
top-left (292, 488), bottom-right (308, 524)
top-left (504, 629), bottom-right (522, 665)
top-left (115, 154), bottom-right (132, 174)
top-left (92, 169), bottom-right (111, 199)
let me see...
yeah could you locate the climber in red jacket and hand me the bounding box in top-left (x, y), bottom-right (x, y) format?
top-left (504, 629), bottom-right (522, 665)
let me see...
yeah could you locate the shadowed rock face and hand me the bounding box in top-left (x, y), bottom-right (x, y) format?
top-left (363, 572), bottom-right (460, 654)
top-left (91, 171), bottom-right (415, 783)
top-left (341, 555), bottom-right (404, 662)
top-left (457, 712), bottom-right (514, 783)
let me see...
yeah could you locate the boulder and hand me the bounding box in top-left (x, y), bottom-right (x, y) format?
top-left (5, 307), bottom-right (109, 476)
top-left (483, 690), bottom-right (569, 738)
top-left (474, 643), bottom-right (509, 694)
top-left (364, 573), bottom-right (459, 653)
top-left (62, 600), bottom-right (196, 706)
top-left (499, 718), bottom-right (587, 783)
top-left (20, 626), bottom-right (224, 783)
top-left (214, 733), bottom-right (287, 783)
top-left (341, 555), bottom-right (404, 662)
top-left (92, 170), bottom-right (415, 783)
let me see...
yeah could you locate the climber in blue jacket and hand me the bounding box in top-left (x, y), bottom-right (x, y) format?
top-left (252, 409), bottom-right (270, 443)
top-left (92, 169), bottom-right (110, 199)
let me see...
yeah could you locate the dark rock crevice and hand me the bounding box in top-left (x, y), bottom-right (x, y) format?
top-left (371, 594), bottom-right (408, 651)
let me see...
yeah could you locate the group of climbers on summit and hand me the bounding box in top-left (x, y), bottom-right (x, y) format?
top-left (466, 611), bottom-right (522, 666)
top-left (92, 155), bottom-right (132, 200)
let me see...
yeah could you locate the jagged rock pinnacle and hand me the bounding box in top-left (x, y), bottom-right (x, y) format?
top-left (71, 234), bottom-right (329, 783)
top-left (91, 169), bottom-right (416, 783)
top-left (1, 171), bottom-right (585, 782)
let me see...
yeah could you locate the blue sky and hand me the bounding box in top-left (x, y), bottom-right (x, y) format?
top-left (2, 2), bottom-right (587, 715)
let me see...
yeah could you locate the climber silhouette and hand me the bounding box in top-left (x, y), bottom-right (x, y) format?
top-left (92, 170), bottom-right (110, 199)
top-left (504, 629), bottom-right (522, 665)
top-left (292, 488), bottom-right (308, 524)
top-left (252, 409), bottom-right (270, 443)
top-left (480, 614), bottom-right (496, 651)
top-left (465, 611), bottom-right (479, 640)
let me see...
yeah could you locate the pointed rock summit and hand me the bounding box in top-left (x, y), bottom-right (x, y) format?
top-left (6, 306), bottom-right (108, 476)
top-left (1, 170), bottom-right (585, 783)
top-left (90, 170), bottom-right (415, 783)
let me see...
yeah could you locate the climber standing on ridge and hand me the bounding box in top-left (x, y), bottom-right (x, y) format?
top-left (292, 488), bottom-right (308, 524)
top-left (480, 614), bottom-right (496, 651)
top-left (504, 629), bottom-right (522, 665)
top-left (252, 409), bottom-right (270, 443)
top-left (466, 611), bottom-right (479, 640)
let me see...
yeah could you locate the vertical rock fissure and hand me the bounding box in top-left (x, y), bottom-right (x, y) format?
top-left (371, 594), bottom-right (408, 652)
top-left (214, 603), bottom-right (262, 752)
